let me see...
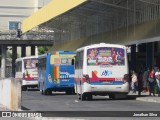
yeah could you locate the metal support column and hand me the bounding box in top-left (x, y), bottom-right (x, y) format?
top-left (131, 44), bottom-right (136, 71)
top-left (1, 45), bottom-right (6, 78)
top-left (12, 46), bottom-right (17, 77)
top-left (146, 42), bottom-right (154, 68)
top-left (31, 46), bottom-right (35, 56)
top-left (21, 46), bottom-right (26, 57)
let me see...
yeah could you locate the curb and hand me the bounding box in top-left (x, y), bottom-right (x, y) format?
top-left (136, 97), bottom-right (160, 103)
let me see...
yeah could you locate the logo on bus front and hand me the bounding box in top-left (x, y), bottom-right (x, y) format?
top-left (101, 70), bottom-right (112, 76)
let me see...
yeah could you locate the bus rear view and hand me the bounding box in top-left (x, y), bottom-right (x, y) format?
top-left (75, 43), bottom-right (129, 101)
top-left (38, 51), bottom-right (75, 95)
top-left (15, 56), bottom-right (38, 91)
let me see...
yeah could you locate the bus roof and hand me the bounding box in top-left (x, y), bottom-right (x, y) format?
top-left (38, 51), bottom-right (75, 59)
top-left (76, 43), bottom-right (126, 52)
top-left (16, 56), bottom-right (38, 62)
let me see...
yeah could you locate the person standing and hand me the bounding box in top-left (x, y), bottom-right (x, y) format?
top-left (131, 70), bottom-right (138, 93)
top-left (158, 73), bottom-right (160, 97)
top-left (148, 68), bottom-right (156, 96)
top-left (138, 71), bottom-right (143, 96)
top-left (155, 68), bottom-right (160, 96)
top-left (143, 68), bottom-right (149, 92)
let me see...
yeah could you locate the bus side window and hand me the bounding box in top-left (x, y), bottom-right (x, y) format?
top-left (72, 59), bottom-right (74, 65)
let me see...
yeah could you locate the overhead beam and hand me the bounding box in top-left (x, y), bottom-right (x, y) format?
top-left (0, 40), bottom-right (53, 46)
top-left (22, 0), bottom-right (87, 33)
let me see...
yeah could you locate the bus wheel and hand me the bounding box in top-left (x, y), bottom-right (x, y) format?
top-left (81, 93), bottom-right (86, 101)
top-left (48, 90), bottom-right (52, 95)
top-left (86, 94), bottom-right (93, 101)
top-left (22, 86), bottom-right (27, 91)
top-left (109, 94), bottom-right (115, 100)
top-left (43, 89), bottom-right (48, 95)
top-left (72, 90), bottom-right (76, 95)
top-left (66, 90), bottom-right (71, 95)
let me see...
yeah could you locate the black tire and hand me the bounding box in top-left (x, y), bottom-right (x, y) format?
top-left (43, 89), bottom-right (48, 95)
top-left (72, 89), bottom-right (76, 95)
top-left (48, 90), bottom-right (52, 95)
top-left (66, 90), bottom-right (71, 95)
top-left (86, 94), bottom-right (93, 101)
top-left (81, 93), bottom-right (86, 101)
top-left (66, 90), bottom-right (74, 95)
top-left (22, 86), bottom-right (27, 91)
top-left (109, 94), bottom-right (115, 100)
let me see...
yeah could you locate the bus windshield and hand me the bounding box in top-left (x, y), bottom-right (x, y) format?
top-left (50, 54), bottom-right (74, 65)
top-left (24, 58), bottom-right (38, 69)
top-left (87, 47), bottom-right (125, 66)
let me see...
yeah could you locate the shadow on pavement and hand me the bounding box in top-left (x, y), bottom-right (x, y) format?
top-left (91, 95), bottom-right (149, 101)
top-left (23, 88), bottom-right (39, 91)
top-left (21, 106), bottom-right (30, 110)
top-left (127, 95), bottom-right (149, 100)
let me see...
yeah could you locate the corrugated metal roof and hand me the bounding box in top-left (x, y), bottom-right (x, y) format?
top-left (22, 0), bottom-right (160, 46)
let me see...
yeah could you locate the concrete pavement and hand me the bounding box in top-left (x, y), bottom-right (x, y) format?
top-left (0, 104), bottom-right (9, 111)
top-left (0, 91), bottom-right (160, 119)
top-left (1, 91), bottom-right (160, 111)
top-left (128, 91), bottom-right (160, 103)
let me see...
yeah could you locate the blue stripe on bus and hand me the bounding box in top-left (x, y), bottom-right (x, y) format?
top-left (90, 81), bottom-right (124, 85)
top-left (58, 51), bottom-right (75, 54)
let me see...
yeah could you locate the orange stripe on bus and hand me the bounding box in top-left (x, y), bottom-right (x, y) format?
top-left (54, 66), bottom-right (57, 79)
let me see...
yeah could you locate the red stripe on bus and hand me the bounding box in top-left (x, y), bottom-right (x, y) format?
top-left (54, 66), bottom-right (57, 79)
top-left (25, 77), bottom-right (38, 80)
top-left (75, 71), bottom-right (116, 82)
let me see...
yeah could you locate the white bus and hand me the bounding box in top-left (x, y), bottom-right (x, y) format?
top-left (15, 56), bottom-right (38, 91)
top-left (75, 43), bottom-right (129, 101)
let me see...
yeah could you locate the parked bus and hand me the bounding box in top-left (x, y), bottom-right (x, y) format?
top-left (15, 56), bottom-right (38, 91)
top-left (75, 43), bottom-right (129, 100)
top-left (38, 51), bottom-right (75, 95)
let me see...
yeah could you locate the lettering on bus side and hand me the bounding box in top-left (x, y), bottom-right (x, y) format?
top-left (60, 74), bottom-right (69, 79)
top-left (101, 70), bottom-right (112, 76)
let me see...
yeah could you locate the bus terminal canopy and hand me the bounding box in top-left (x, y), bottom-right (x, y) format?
top-left (22, 0), bottom-right (160, 46)
top-left (22, 0), bottom-right (87, 33)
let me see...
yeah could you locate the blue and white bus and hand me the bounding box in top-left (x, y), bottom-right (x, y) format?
top-left (38, 51), bottom-right (75, 95)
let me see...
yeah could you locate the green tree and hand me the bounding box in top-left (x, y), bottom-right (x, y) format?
top-left (38, 46), bottom-right (51, 55)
